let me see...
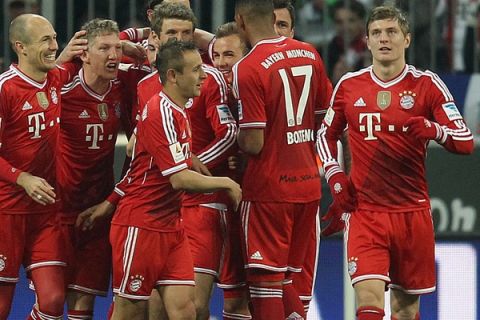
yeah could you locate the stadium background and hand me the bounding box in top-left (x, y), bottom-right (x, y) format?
top-left (1, 0), bottom-right (479, 319)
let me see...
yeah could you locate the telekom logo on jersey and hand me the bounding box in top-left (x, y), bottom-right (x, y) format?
top-left (28, 112), bottom-right (47, 139)
top-left (358, 112), bottom-right (408, 141)
top-left (85, 123), bottom-right (114, 149)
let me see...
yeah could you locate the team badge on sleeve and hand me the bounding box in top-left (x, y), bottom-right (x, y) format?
top-left (36, 92), bottom-right (49, 109)
top-left (97, 103), bottom-right (109, 121)
top-left (216, 104), bottom-right (235, 124)
top-left (324, 107), bottom-right (335, 126)
top-left (169, 142), bottom-right (186, 164)
top-left (442, 102), bottom-right (463, 121)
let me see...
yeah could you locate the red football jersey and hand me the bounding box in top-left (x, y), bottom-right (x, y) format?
top-left (232, 36), bottom-right (331, 202)
top-left (57, 66), bottom-right (147, 219)
top-left (112, 91), bottom-right (192, 232)
top-left (317, 65), bottom-right (473, 211)
top-left (182, 64), bottom-right (237, 206)
top-left (135, 70), bottom-right (163, 125)
top-left (0, 64), bottom-right (75, 214)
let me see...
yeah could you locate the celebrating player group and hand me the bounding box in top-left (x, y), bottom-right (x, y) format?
top-left (0, 0), bottom-right (473, 319)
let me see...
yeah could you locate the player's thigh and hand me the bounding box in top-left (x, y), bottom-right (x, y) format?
top-left (158, 285), bottom-right (196, 319)
top-left (354, 279), bottom-right (386, 308)
top-left (239, 201), bottom-right (293, 271)
top-left (112, 295), bottom-right (148, 320)
top-left (389, 209), bottom-right (435, 294)
top-left (345, 210), bottom-right (391, 286)
top-left (0, 215), bottom-right (26, 284)
top-left (193, 272), bottom-right (215, 307)
top-left (390, 288), bottom-right (420, 318)
top-left (182, 206), bottom-right (225, 276)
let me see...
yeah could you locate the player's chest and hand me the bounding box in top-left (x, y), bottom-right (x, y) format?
top-left (7, 86), bottom-right (61, 140)
top-left (344, 85), bottom-right (430, 135)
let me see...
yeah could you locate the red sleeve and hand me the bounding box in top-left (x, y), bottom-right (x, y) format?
top-left (119, 28), bottom-right (143, 42)
top-left (233, 62), bottom-right (267, 129)
top-left (196, 70), bottom-right (237, 169)
top-left (427, 72), bottom-right (474, 154)
top-left (0, 93), bottom-right (23, 184)
top-left (316, 81), bottom-right (348, 180)
top-left (58, 60), bottom-right (82, 84)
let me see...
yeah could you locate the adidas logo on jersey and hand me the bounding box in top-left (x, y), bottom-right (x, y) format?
top-left (22, 101), bottom-right (33, 110)
top-left (250, 251), bottom-right (263, 260)
top-left (78, 109), bottom-right (90, 119)
top-left (354, 97), bottom-right (366, 107)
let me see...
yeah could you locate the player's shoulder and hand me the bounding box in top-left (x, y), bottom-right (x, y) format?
top-left (138, 69), bottom-right (160, 87)
top-left (0, 67), bottom-right (19, 93)
top-left (337, 66), bottom-right (372, 87)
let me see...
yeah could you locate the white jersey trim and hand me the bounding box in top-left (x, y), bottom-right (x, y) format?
top-left (10, 65), bottom-right (47, 89)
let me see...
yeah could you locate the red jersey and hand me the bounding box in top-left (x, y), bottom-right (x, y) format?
top-left (57, 66), bottom-right (147, 219)
top-left (112, 91), bottom-right (192, 232)
top-left (135, 70), bottom-right (163, 125)
top-left (317, 65), bottom-right (474, 211)
top-left (182, 64), bottom-right (236, 207)
top-left (0, 64), bottom-right (75, 214)
top-left (232, 36), bottom-right (332, 203)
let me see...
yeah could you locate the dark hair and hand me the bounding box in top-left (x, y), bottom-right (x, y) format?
top-left (215, 21), bottom-right (239, 39)
top-left (235, 0), bottom-right (274, 20)
top-left (366, 6), bottom-right (410, 36)
top-left (331, 0), bottom-right (366, 20)
top-left (156, 39), bottom-right (197, 83)
top-left (273, 0), bottom-right (295, 28)
top-left (147, 0), bottom-right (163, 10)
top-left (151, 2), bottom-right (197, 35)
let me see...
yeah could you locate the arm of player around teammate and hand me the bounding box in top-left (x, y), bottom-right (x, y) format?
top-left (170, 169), bottom-right (241, 210)
top-left (194, 29), bottom-right (215, 53)
top-left (76, 200), bottom-right (116, 231)
top-left (120, 27), bottom-right (150, 42)
top-left (316, 81), bottom-right (357, 212)
top-left (238, 128), bottom-right (264, 155)
top-left (196, 67), bottom-right (238, 169)
top-left (403, 74), bottom-right (473, 154)
top-left (56, 30), bottom-right (88, 65)
top-left (191, 154), bottom-right (212, 176)
top-left (121, 40), bottom-right (147, 65)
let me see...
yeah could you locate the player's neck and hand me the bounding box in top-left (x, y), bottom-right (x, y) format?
top-left (246, 24), bottom-right (278, 47)
top-left (372, 60), bottom-right (406, 82)
top-left (163, 86), bottom-right (188, 109)
top-left (83, 69), bottom-right (111, 95)
top-left (17, 61), bottom-right (47, 83)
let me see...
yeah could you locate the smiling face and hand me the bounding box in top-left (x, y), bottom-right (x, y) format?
top-left (83, 32), bottom-right (122, 80)
top-left (212, 34), bottom-right (245, 83)
top-left (367, 18), bottom-right (410, 66)
top-left (21, 16), bottom-right (58, 75)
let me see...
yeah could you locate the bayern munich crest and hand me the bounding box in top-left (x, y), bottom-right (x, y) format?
top-left (348, 257), bottom-right (358, 276)
top-left (0, 255), bottom-right (6, 272)
top-left (129, 274), bottom-right (144, 293)
top-left (399, 90), bottom-right (416, 109)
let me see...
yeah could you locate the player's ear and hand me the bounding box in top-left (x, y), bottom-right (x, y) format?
top-left (14, 41), bottom-right (27, 56)
top-left (235, 13), bottom-right (246, 33)
top-left (166, 68), bottom-right (177, 84)
top-left (80, 49), bottom-right (89, 63)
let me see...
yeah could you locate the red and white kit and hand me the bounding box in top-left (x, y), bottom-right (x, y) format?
top-left (317, 65), bottom-right (474, 292)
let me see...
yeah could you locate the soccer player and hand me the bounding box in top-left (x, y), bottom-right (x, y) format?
top-left (316, 6), bottom-right (474, 320)
top-left (0, 13), bottom-right (78, 320)
top-left (273, 0), bottom-right (295, 38)
top-left (58, 18), bottom-right (149, 319)
top-left (233, 0), bottom-right (332, 319)
top-left (211, 21), bottom-right (251, 320)
top-left (109, 39), bottom-right (241, 320)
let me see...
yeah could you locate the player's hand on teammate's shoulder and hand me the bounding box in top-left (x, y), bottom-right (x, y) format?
top-left (76, 201), bottom-right (115, 231)
top-left (56, 30), bottom-right (88, 65)
top-left (16, 172), bottom-right (56, 206)
top-left (121, 40), bottom-right (147, 65)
